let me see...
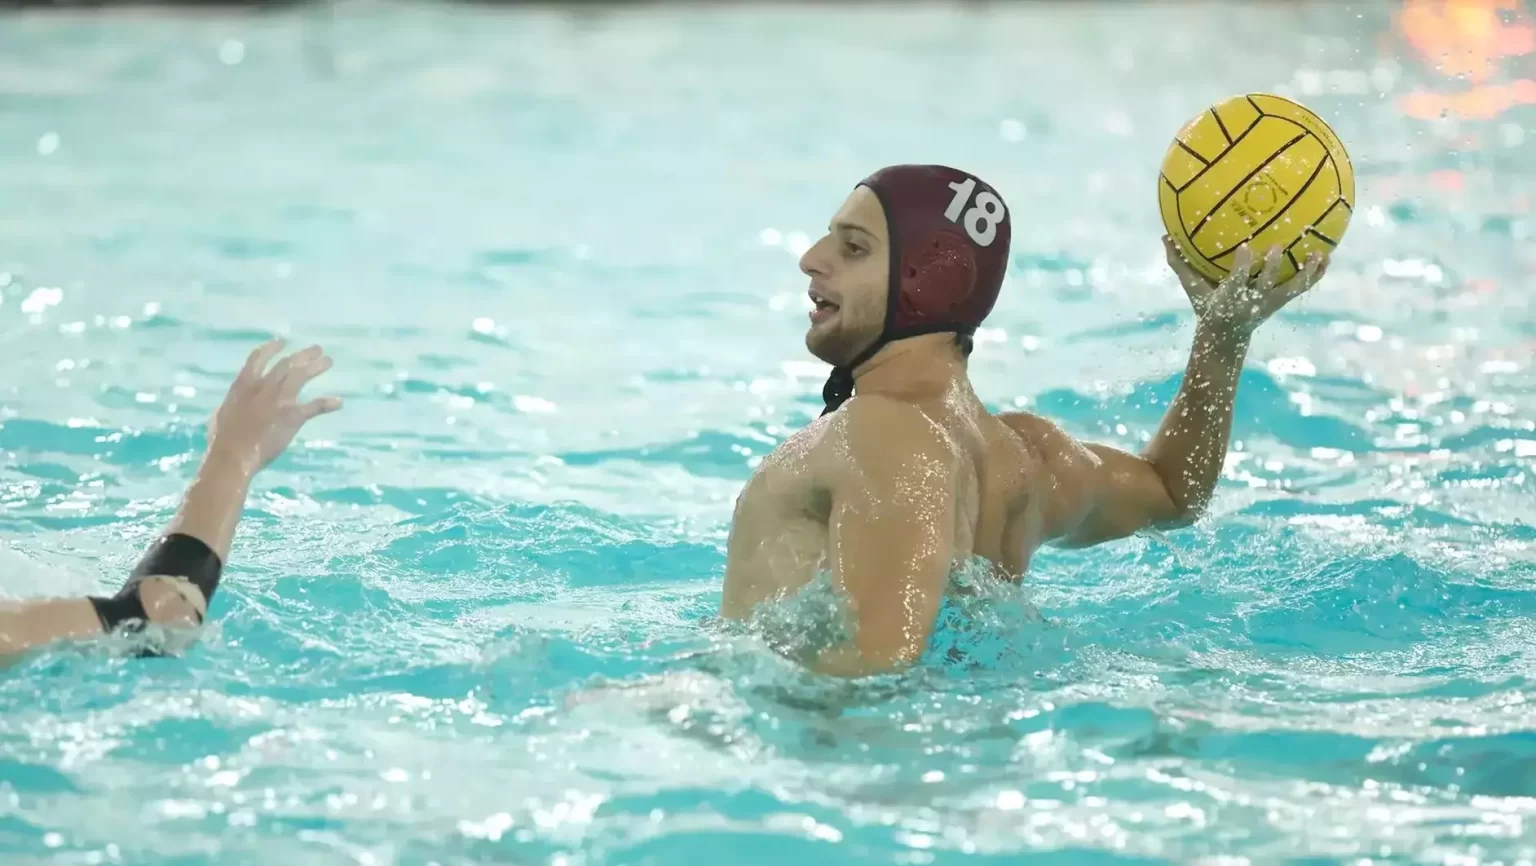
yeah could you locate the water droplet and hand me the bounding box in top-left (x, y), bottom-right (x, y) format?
top-left (219, 39), bottom-right (245, 65)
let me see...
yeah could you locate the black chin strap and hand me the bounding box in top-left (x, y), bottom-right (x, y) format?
top-left (819, 336), bottom-right (887, 417)
top-left (820, 365), bottom-right (857, 416)
top-left (818, 325), bottom-right (977, 417)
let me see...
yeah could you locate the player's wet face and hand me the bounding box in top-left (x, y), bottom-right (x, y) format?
top-left (800, 187), bottom-right (889, 367)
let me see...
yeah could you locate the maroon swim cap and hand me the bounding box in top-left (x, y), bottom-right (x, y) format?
top-left (821, 164), bottom-right (1012, 415)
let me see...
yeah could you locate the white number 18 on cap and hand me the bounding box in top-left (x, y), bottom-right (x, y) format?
top-left (943, 177), bottom-right (1006, 247)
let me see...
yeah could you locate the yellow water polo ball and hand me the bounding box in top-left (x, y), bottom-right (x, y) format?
top-left (1158, 93), bottom-right (1354, 285)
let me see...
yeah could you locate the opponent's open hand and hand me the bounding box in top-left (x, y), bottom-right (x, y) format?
top-left (1163, 235), bottom-right (1329, 338)
top-left (207, 340), bottom-right (343, 475)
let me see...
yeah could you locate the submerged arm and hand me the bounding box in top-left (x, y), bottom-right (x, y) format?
top-left (810, 397), bottom-right (958, 678)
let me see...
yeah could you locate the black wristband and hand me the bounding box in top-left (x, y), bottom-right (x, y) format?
top-left (88, 591), bottom-right (150, 634)
top-left (130, 533), bottom-right (224, 606)
top-left (89, 533), bottom-right (224, 636)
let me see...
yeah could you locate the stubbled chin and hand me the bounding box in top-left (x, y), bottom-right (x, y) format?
top-left (805, 327), bottom-right (836, 364)
top-left (805, 325), bottom-right (850, 366)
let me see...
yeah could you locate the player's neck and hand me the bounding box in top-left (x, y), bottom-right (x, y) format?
top-left (852, 333), bottom-right (971, 403)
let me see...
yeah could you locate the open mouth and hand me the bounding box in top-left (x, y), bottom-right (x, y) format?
top-left (808, 289), bottom-right (839, 323)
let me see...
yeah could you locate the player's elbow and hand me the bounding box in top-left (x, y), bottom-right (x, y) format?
top-left (1159, 510), bottom-right (1200, 532)
top-left (1158, 490), bottom-right (1208, 529)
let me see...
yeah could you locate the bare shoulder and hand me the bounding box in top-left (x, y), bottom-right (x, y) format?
top-left (992, 411), bottom-right (1104, 540)
top-left (993, 410), bottom-right (1109, 502)
top-left (995, 411), bottom-right (1095, 464)
top-left (824, 396), bottom-right (959, 479)
top-left (839, 394), bottom-right (946, 439)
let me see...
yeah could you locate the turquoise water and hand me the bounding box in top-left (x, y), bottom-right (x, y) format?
top-left (3, 1), bottom-right (1536, 863)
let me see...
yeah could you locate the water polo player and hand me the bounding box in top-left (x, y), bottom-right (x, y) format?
top-left (719, 164), bottom-right (1329, 677)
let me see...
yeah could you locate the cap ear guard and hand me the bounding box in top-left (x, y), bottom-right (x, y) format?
top-left (891, 230), bottom-right (978, 332)
top-left (819, 165), bottom-right (1010, 416)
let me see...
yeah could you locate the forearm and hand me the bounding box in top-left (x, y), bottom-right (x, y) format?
top-left (161, 449), bottom-right (255, 563)
top-left (1142, 321), bottom-right (1251, 517)
top-left (0, 599), bottom-right (106, 665)
top-left (85, 448), bottom-right (250, 632)
top-left (0, 453), bottom-right (248, 663)
top-left (0, 456), bottom-right (245, 663)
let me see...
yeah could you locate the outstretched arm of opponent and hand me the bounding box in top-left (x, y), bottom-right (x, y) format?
top-left (811, 397), bottom-right (958, 678)
top-left (0, 341), bottom-right (341, 663)
top-left (1018, 239), bottom-right (1328, 547)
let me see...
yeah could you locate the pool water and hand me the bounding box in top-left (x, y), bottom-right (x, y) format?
top-left (3, 2), bottom-right (1535, 863)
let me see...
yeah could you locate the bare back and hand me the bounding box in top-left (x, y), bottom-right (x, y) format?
top-left (720, 393), bottom-right (1050, 619)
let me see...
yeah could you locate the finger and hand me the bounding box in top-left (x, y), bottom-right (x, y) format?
top-left (1262, 255), bottom-right (1322, 322)
top-left (1161, 234), bottom-right (1186, 266)
top-left (239, 339), bottom-right (286, 383)
top-left (296, 395), bottom-right (343, 422)
top-left (1162, 235), bottom-right (1195, 271)
top-left (1279, 252), bottom-right (1325, 305)
top-left (279, 353), bottom-right (333, 400)
top-left (1219, 244), bottom-right (1254, 291)
top-left (1163, 235), bottom-right (1214, 295)
top-left (264, 345), bottom-right (323, 388)
top-left (1256, 245), bottom-right (1284, 292)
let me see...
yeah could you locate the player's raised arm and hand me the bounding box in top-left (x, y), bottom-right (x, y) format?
top-left (1022, 240), bottom-right (1328, 548)
top-left (0, 341), bottom-right (342, 664)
